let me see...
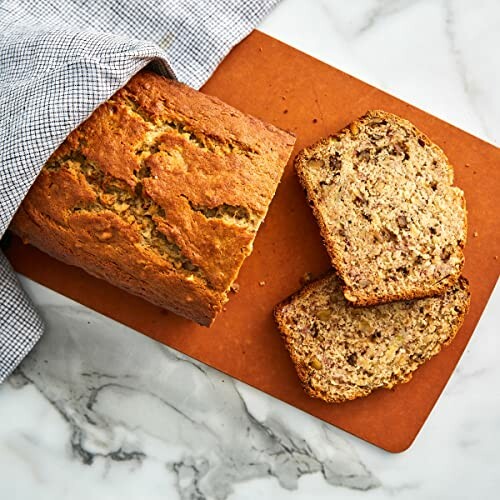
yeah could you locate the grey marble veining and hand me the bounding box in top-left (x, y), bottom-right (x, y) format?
top-left (3, 278), bottom-right (498, 498)
top-left (6, 302), bottom-right (378, 499)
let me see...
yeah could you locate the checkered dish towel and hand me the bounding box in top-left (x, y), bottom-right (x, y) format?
top-left (0, 0), bottom-right (281, 383)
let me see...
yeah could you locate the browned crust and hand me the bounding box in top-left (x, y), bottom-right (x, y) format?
top-left (274, 273), bottom-right (471, 403)
top-left (294, 109), bottom-right (467, 306)
top-left (10, 70), bottom-right (296, 326)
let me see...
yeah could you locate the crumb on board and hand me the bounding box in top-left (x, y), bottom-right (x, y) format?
top-left (300, 272), bottom-right (314, 286)
top-left (312, 118), bottom-right (318, 123)
top-left (495, 255), bottom-right (499, 260)
top-left (283, 109), bottom-right (288, 114)
top-left (465, 163), bottom-right (470, 168)
top-left (281, 95), bottom-right (286, 100)
top-left (230, 283), bottom-right (240, 293)
top-left (259, 281), bottom-right (266, 287)
top-left (473, 231), bottom-right (479, 237)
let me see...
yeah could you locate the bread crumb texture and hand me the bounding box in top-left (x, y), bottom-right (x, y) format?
top-left (11, 71), bottom-right (295, 325)
top-left (275, 273), bottom-right (470, 403)
top-left (295, 110), bottom-right (467, 305)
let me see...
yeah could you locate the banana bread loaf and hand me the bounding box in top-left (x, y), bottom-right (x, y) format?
top-left (295, 110), bottom-right (467, 306)
top-left (274, 272), bottom-right (470, 403)
top-left (10, 70), bottom-right (296, 326)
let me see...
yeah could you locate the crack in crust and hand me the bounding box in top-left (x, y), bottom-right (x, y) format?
top-left (43, 107), bottom-right (262, 291)
top-left (125, 101), bottom-right (260, 230)
top-left (122, 96), bottom-right (259, 158)
top-left (47, 155), bottom-right (207, 282)
top-left (182, 196), bottom-right (257, 229)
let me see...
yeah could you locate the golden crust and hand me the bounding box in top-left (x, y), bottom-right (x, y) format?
top-left (11, 71), bottom-right (296, 326)
top-left (295, 110), bottom-right (467, 306)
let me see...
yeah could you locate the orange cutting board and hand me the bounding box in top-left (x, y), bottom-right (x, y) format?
top-left (5, 31), bottom-right (500, 452)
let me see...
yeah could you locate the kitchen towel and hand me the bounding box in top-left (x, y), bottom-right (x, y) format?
top-left (0, 0), bottom-right (282, 383)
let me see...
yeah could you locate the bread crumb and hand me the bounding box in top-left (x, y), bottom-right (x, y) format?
top-left (473, 231), bottom-right (479, 237)
top-left (283, 109), bottom-right (288, 114)
top-left (259, 280), bottom-right (266, 286)
top-left (464, 163), bottom-right (470, 168)
top-left (258, 47), bottom-right (263, 52)
top-left (349, 123), bottom-right (359, 135)
top-left (300, 272), bottom-right (314, 286)
top-left (494, 255), bottom-right (499, 260)
top-left (230, 283), bottom-right (240, 293)
top-left (281, 95), bottom-right (286, 100)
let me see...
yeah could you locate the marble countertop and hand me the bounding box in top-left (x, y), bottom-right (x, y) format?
top-left (1, 1), bottom-right (499, 499)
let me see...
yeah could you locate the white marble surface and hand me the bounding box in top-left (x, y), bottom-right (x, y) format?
top-left (1, 1), bottom-right (499, 498)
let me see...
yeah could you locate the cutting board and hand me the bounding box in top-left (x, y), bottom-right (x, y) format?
top-left (6, 31), bottom-right (500, 452)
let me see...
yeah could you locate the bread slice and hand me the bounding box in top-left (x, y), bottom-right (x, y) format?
top-left (295, 110), bottom-right (467, 306)
top-left (274, 273), bottom-right (470, 403)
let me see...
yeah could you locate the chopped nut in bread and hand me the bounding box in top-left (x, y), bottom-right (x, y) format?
top-left (295, 110), bottom-right (467, 306)
top-left (274, 273), bottom-right (470, 403)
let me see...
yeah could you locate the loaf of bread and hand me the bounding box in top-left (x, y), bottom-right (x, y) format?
top-left (10, 70), bottom-right (295, 326)
top-left (274, 273), bottom-right (470, 403)
top-left (295, 110), bottom-right (466, 306)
